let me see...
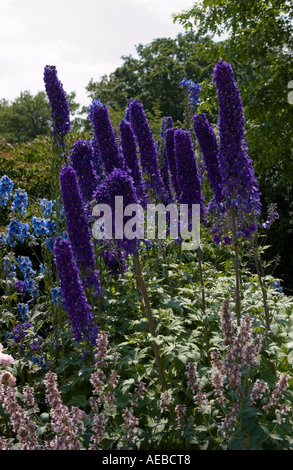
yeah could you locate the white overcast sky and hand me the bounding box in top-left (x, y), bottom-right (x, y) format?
top-left (0, 0), bottom-right (194, 108)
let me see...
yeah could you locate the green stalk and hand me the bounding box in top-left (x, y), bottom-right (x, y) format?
top-left (197, 245), bottom-right (210, 364)
top-left (133, 252), bottom-right (167, 391)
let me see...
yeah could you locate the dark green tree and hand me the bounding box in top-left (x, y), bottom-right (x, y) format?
top-left (0, 91), bottom-right (51, 143)
top-left (0, 90), bottom-right (81, 144)
top-left (85, 31), bottom-right (221, 124)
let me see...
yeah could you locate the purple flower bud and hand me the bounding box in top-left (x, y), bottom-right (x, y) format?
top-left (60, 165), bottom-right (101, 294)
top-left (119, 118), bottom-right (148, 208)
top-left (92, 101), bottom-right (126, 174)
top-left (128, 99), bottom-right (168, 203)
top-left (70, 139), bottom-right (99, 203)
top-left (193, 113), bottom-right (223, 205)
top-left (93, 168), bottom-right (140, 255)
top-left (213, 61), bottom-right (261, 225)
top-left (54, 238), bottom-right (98, 344)
top-left (174, 128), bottom-right (205, 217)
top-left (165, 128), bottom-right (180, 198)
top-left (159, 117), bottom-right (175, 204)
top-left (43, 65), bottom-right (71, 138)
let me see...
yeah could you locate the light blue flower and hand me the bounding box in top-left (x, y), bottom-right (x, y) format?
top-left (11, 188), bottom-right (28, 215)
top-left (0, 175), bottom-right (14, 207)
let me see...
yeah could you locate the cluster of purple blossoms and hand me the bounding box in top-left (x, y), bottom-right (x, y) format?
top-left (193, 113), bottom-right (223, 207)
top-left (43, 65), bottom-right (71, 139)
top-left (174, 128), bottom-right (205, 218)
top-left (128, 99), bottom-right (168, 203)
top-left (165, 128), bottom-right (181, 198)
top-left (102, 248), bottom-right (128, 276)
top-left (53, 237), bottom-right (98, 344)
top-left (69, 139), bottom-right (99, 203)
top-left (93, 167), bottom-right (140, 255)
top-left (59, 164), bottom-right (101, 294)
top-left (91, 101), bottom-right (126, 174)
top-left (119, 118), bottom-right (148, 208)
top-left (212, 60), bottom-right (261, 240)
top-left (87, 100), bottom-right (105, 182)
top-left (159, 116), bottom-right (175, 204)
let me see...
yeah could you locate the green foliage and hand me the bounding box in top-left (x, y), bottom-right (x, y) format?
top-left (173, 0), bottom-right (293, 177)
top-left (85, 31), bottom-right (219, 124)
top-left (0, 91), bottom-right (51, 144)
top-left (0, 90), bottom-right (82, 145)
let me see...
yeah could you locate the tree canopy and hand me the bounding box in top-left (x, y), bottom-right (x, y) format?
top-left (0, 90), bottom-right (81, 144)
top-left (85, 31), bottom-right (222, 124)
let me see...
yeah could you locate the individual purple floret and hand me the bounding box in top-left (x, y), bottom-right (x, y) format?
top-left (193, 113), bottom-right (223, 206)
top-left (92, 101), bottom-right (126, 174)
top-left (69, 139), bottom-right (99, 203)
top-left (119, 118), bottom-right (148, 208)
top-left (59, 165), bottom-right (102, 295)
top-left (174, 128), bottom-right (205, 217)
top-left (54, 237), bottom-right (98, 344)
top-left (93, 168), bottom-right (140, 255)
top-left (128, 99), bottom-right (168, 203)
top-left (213, 61), bottom-right (261, 234)
top-left (43, 65), bottom-right (71, 138)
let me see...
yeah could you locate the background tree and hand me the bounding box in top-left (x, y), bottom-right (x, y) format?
top-left (0, 90), bottom-right (81, 143)
top-left (85, 31), bottom-right (221, 125)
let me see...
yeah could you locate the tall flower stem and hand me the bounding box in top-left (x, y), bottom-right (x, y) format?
top-left (231, 208), bottom-right (241, 325)
top-left (133, 252), bottom-right (167, 391)
top-left (197, 245), bottom-right (210, 363)
top-left (253, 235), bottom-right (270, 331)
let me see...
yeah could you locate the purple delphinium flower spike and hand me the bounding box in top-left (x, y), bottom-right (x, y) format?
top-left (69, 139), bottom-right (99, 203)
top-left (128, 99), bottom-right (168, 203)
top-left (174, 128), bottom-right (205, 217)
top-left (119, 118), bottom-right (149, 208)
top-left (165, 128), bottom-right (181, 199)
top-left (89, 137), bottom-right (104, 183)
top-left (54, 237), bottom-right (98, 344)
top-left (43, 65), bottom-right (71, 139)
top-left (60, 165), bottom-right (102, 295)
top-left (93, 168), bottom-right (140, 255)
top-left (213, 60), bottom-right (261, 236)
top-left (193, 113), bottom-right (223, 206)
top-left (92, 101), bottom-right (126, 174)
top-left (159, 116), bottom-right (174, 204)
